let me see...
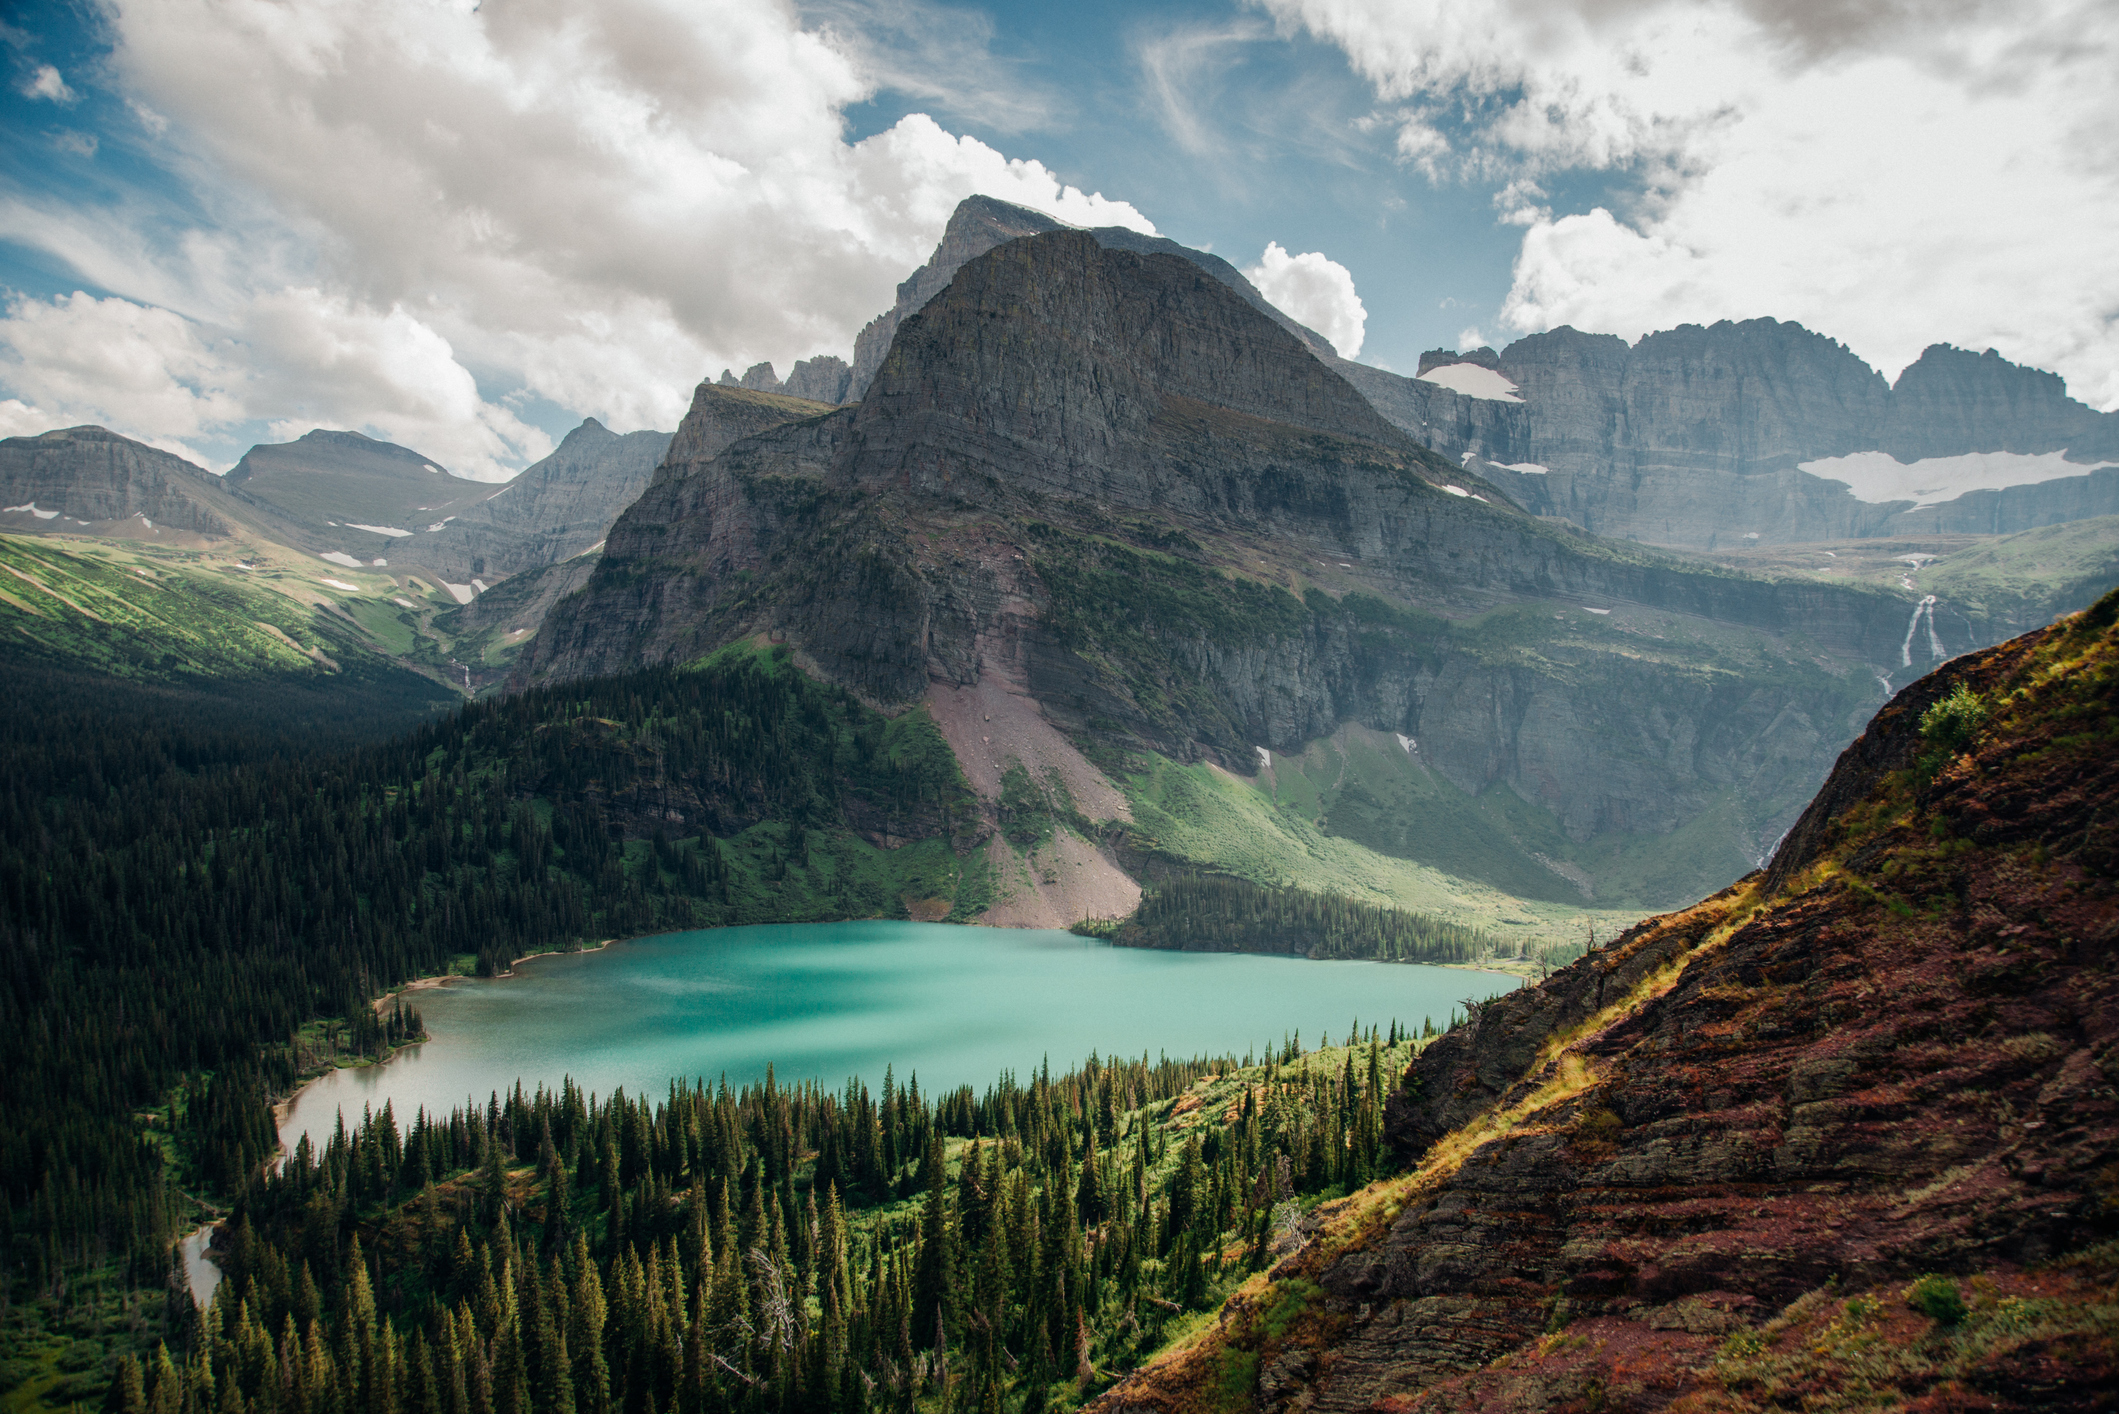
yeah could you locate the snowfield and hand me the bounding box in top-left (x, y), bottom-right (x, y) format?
top-left (1417, 364), bottom-right (1523, 402)
top-left (1799, 449), bottom-right (2116, 508)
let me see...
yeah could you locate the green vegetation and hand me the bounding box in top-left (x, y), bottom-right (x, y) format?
top-left (1114, 875), bottom-right (1494, 963)
top-left (11, 1024), bottom-right (1426, 1414)
top-left (0, 643), bottom-right (986, 1361)
top-left (1924, 516), bottom-right (2119, 623)
top-left (1920, 682), bottom-right (1989, 752)
top-left (1905, 1274), bottom-right (1968, 1325)
top-left (1106, 746), bottom-right (1641, 959)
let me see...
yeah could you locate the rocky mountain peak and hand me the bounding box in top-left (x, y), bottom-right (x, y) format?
top-left (1881, 342), bottom-right (2117, 461)
top-left (1416, 345), bottom-right (1501, 375)
top-left (853, 228), bottom-right (1407, 496)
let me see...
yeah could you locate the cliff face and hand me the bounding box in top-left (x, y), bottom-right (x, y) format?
top-left (412, 418), bottom-right (672, 580)
top-left (845, 195), bottom-right (1339, 401)
top-left (0, 425), bottom-right (236, 538)
top-left (1092, 594), bottom-right (2119, 1414)
top-left (1375, 325), bottom-right (2119, 548)
top-left (522, 230), bottom-right (2000, 902)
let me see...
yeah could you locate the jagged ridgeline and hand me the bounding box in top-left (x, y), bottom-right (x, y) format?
top-left (104, 1030), bottom-right (1420, 1414)
top-left (1111, 875), bottom-right (1493, 962)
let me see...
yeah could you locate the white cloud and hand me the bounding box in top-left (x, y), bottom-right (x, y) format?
top-left (0, 0), bottom-right (1155, 468)
top-left (0, 399), bottom-right (54, 439)
top-left (1258, 0), bottom-right (2119, 409)
top-left (1246, 241), bottom-right (1368, 357)
top-left (23, 64), bottom-right (74, 103)
top-left (0, 292), bottom-right (240, 466)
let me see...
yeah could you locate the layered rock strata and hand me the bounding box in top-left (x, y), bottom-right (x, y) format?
top-left (521, 230), bottom-right (1965, 895)
top-left (0, 425), bottom-right (236, 538)
top-left (412, 418), bottom-right (672, 581)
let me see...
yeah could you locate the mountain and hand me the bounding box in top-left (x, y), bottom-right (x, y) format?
top-left (409, 417), bottom-right (673, 581)
top-left (1090, 589), bottom-right (2119, 1414)
top-left (518, 225), bottom-right (2017, 919)
top-left (716, 354), bottom-right (856, 405)
top-left (1, 424), bottom-right (241, 540)
top-left (817, 195), bottom-right (2119, 552)
top-left (219, 427), bottom-right (503, 566)
top-left (845, 194), bottom-right (1339, 401)
top-left (1394, 325), bottom-right (2119, 548)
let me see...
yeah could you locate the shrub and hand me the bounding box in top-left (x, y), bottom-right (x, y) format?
top-left (1920, 684), bottom-right (1988, 754)
top-left (1905, 1273), bottom-right (1967, 1325)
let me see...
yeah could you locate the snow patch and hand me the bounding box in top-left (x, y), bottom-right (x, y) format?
top-left (5, 502), bottom-right (59, 519)
top-left (1417, 364), bottom-right (1523, 402)
top-left (1799, 449), bottom-right (2117, 508)
top-left (423, 464), bottom-right (440, 474)
top-left (371, 558), bottom-right (387, 566)
top-left (1394, 733), bottom-right (1416, 755)
top-left (1255, 746), bottom-right (1271, 769)
top-left (391, 597), bottom-right (416, 609)
top-left (1582, 607), bottom-right (1612, 615)
top-left (441, 582), bottom-right (476, 604)
top-left (471, 578), bottom-right (488, 592)
top-left (424, 523), bottom-right (446, 533)
top-left (1497, 462), bottom-right (1548, 474)
top-left (347, 523), bottom-right (414, 538)
top-left (318, 578), bottom-right (360, 591)
top-left (318, 551), bottom-right (363, 568)
top-left (1440, 484), bottom-right (1472, 497)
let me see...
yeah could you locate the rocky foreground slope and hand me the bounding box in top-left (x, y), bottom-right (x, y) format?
top-left (1092, 591), bottom-right (2119, 1413)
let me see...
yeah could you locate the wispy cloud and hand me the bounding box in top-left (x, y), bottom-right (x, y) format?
top-left (799, 0), bottom-right (1066, 134)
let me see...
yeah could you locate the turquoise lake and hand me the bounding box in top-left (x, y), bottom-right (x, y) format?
top-left (279, 921), bottom-right (1517, 1155)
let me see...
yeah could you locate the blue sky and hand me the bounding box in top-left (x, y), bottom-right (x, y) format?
top-left (1, 0), bottom-right (2113, 476)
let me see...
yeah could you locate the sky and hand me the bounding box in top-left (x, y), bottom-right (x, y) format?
top-left (0, 0), bottom-right (2114, 479)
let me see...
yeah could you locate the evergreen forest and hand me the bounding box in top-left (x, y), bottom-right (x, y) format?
top-left (0, 644), bottom-right (1487, 1414)
top-left (85, 1029), bottom-right (1428, 1414)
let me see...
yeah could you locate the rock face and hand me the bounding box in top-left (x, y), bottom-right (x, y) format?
top-left (716, 355), bottom-right (853, 405)
top-left (844, 195), bottom-right (1338, 401)
top-left (412, 418), bottom-right (672, 581)
top-left (1090, 598), bottom-right (2119, 1414)
top-left (520, 228), bottom-right (2005, 903)
top-left (1371, 324), bottom-right (2119, 548)
top-left (0, 425), bottom-right (237, 538)
top-left (224, 428), bottom-right (495, 534)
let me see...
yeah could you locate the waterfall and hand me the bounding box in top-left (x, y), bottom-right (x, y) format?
top-left (1900, 595), bottom-right (1938, 667)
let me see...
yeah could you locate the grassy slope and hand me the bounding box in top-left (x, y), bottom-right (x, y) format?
top-left (1107, 746), bottom-right (1645, 956)
top-left (0, 529), bottom-right (525, 700)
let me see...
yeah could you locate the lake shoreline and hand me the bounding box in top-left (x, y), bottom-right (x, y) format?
top-left (275, 922), bottom-right (1530, 1161)
top-left (273, 938), bottom-right (624, 1155)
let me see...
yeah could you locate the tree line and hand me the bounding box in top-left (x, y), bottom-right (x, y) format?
top-left (1110, 874), bottom-right (1495, 962)
top-left (118, 1029), bottom-right (1417, 1414)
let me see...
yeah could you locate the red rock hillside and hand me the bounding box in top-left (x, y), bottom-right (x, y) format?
top-left (1090, 588), bottom-right (2119, 1413)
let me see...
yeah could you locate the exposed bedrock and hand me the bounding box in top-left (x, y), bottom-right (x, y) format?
top-left (519, 231), bottom-right (2008, 892)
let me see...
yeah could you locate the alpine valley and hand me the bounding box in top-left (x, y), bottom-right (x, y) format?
top-left (1, 194), bottom-right (2115, 1414)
